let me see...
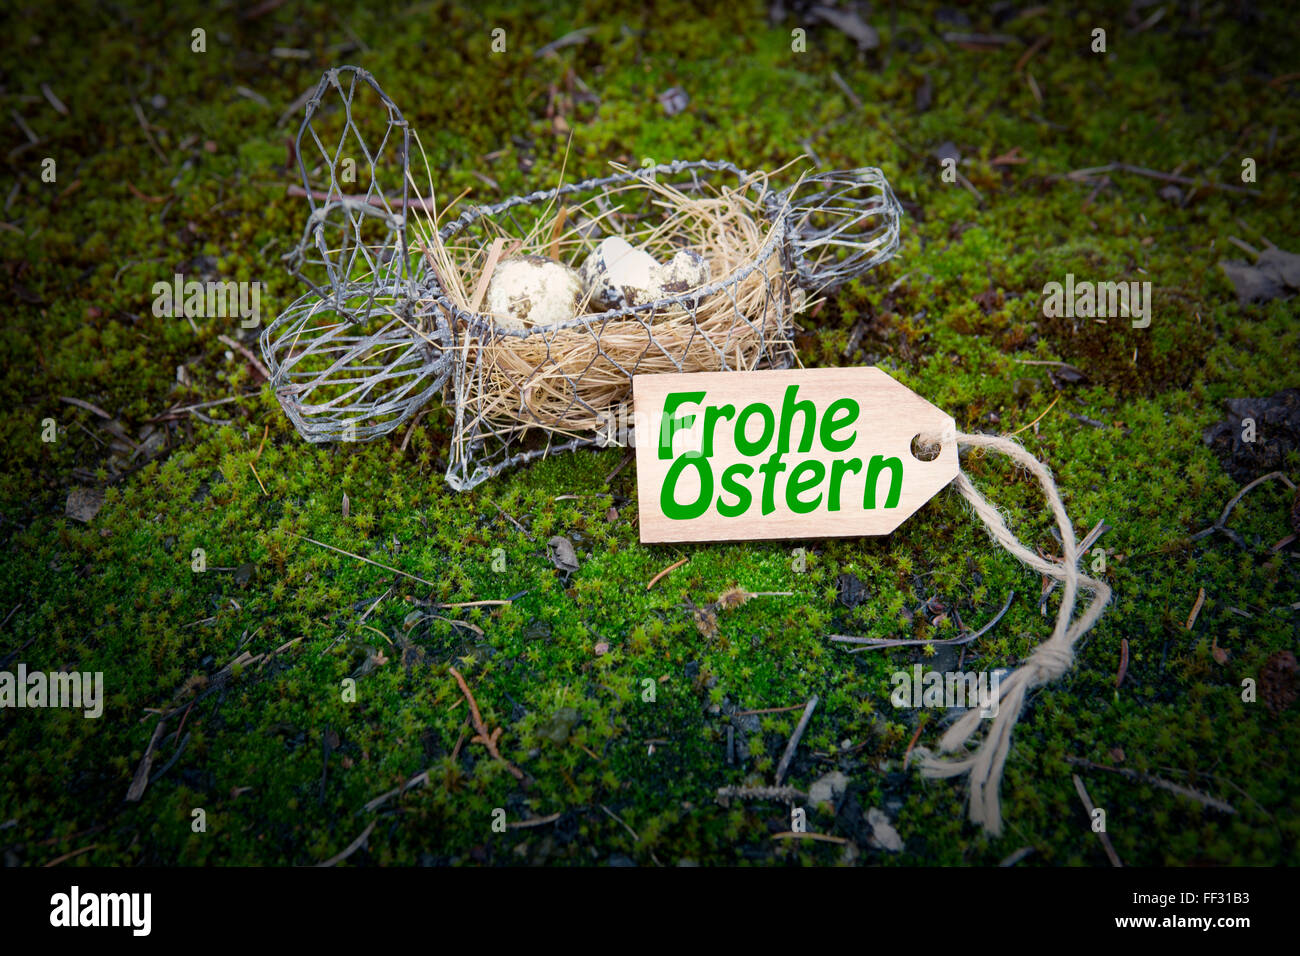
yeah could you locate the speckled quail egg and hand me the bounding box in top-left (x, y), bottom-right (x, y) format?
top-left (484, 255), bottom-right (583, 331)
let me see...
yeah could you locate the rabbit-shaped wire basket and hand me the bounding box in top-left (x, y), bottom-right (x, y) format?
top-left (261, 67), bottom-right (904, 490)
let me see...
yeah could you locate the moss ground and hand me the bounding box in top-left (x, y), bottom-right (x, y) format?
top-left (1, 0), bottom-right (1297, 865)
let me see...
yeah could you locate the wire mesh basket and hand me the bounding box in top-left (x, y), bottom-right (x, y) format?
top-left (261, 67), bottom-right (904, 490)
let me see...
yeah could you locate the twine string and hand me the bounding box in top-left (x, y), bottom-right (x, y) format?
top-left (910, 430), bottom-right (1113, 836)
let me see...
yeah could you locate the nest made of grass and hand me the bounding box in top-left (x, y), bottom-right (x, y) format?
top-left (409, 165), bottom-right (802, 432)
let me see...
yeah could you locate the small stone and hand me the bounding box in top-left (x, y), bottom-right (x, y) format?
top-left (485, 255), bottom-right (582, 331)
top-left (594, 641), bottom-right (609, 656)
top-left (808, 770), bottom-right (849, 807)
top-left (658, 86), bottom-right (690, 116)
top-left (866, 807), bottom-right (904, 852)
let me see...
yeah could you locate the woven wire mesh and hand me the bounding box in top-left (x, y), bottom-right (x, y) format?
top-left (262, 68), bottom-right (903, 490)
top-left (430, 160), bottom-right (799, 489)
top-left (262, 66), bottom-right (451, 443)
top-left (285, 66), bottom-right (420, 302)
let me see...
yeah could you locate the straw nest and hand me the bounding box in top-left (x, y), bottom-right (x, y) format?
top-left (411, 166), bottom-right (801, 433)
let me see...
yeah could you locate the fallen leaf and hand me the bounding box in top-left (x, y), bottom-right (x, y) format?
top-left (836, 572), bottom-right (870, 607)
top-left (1260, 650), bottom-right (1298, 714)
top-left (546, 535), bottom-right (579, 573)
top-left (65, 486), bottom-right (104, 523)
top-left (234, 563), bottom-right (256, 589)
top-left (1049, 363), bottom-right (1089, 388)
top-left (342, 491), bottom-right (350, 518)
top-left (537, 707), bottom-right (580, 744)
top-left (974, 286), bottom-right (1002, 314)
top-left (1219, 248), bottom-right (1300, 304)
top-left (1257, 247), bottom-right (1300, 285)
top-left (1202, 388), bottom-right (1300, 482)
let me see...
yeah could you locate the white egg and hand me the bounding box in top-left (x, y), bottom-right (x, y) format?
top-left (655, 249), bottom-right (711, 295)
top-left (484, 255), bottom-right (583, 331)
top-left (580, 236), bottom-right (664, 310)
top-left (579, 237), bottom-right (713, 311)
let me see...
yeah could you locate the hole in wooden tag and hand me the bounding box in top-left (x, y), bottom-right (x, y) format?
top-left (910, 433), bottom-right (942, 462)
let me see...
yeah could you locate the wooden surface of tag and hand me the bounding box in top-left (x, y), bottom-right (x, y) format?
top-left (633, 367), bottom-right (957, 543)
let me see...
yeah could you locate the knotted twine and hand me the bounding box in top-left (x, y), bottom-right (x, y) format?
top-left (908, 430), bottom-right (1112, 836)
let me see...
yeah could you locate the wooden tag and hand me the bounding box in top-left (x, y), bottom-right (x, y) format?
top-left (633, 367), bottom-right (957, 543)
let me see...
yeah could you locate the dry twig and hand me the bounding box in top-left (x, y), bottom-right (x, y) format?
top-left (448, 666), bottom-right (525, 781)
top-left (1067, 757), bottom-right (1235, 814)
top-left (1186, 587), bottom-right (1206, 630)
top-left (316, 820), bottom-right (377, 867)
top-left (774, 695), bottom-right (818, 785)
top-left (646, 557), bottom-right (688, 591)
top-left (1072, 773), bottom-right (1123, 867)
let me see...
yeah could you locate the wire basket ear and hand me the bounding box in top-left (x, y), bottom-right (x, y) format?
top-left (284, 67), bottom-right (421, 304)
top-left (259, 279), bottom-right (453, 443)
top-left (773, 167), bottom-right (903, 294)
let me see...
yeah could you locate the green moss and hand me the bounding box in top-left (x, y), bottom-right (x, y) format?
top-left (0, 0), bottom-right (1297, 866)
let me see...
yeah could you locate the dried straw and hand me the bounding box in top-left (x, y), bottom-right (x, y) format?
top-left (406, 160), bottom-right (802, 432)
